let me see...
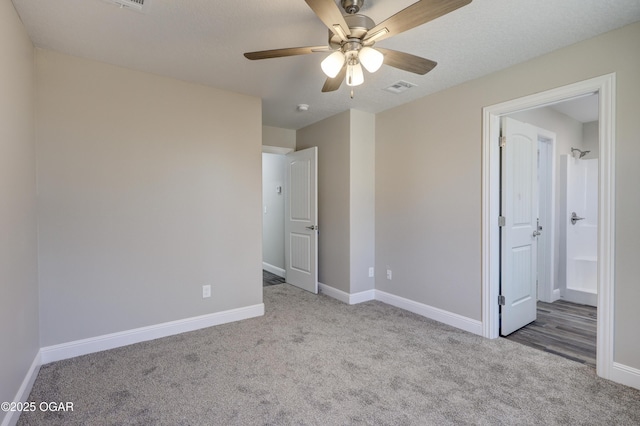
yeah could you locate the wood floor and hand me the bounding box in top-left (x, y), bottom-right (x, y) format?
top-left (263, 269), bottom-right (285, 287)
top-left (503, 300), bottom-right (597, 368)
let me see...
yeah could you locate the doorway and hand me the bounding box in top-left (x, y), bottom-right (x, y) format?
top-left (481, 73), bottom-right (616, 380)
top-left (261, 146), bottom-right (319, 294)
top-left (262, 147), bottom-right (291, 281)
top-left (497, 113), bottom-right (600, 366)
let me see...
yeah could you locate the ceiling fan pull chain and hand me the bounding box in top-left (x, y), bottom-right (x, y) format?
top-left (350, 89), bottom-right (354, 99)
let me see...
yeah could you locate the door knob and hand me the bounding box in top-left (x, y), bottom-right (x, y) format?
top-left (570, 212), bottom-right (585, 225)
top-left (533, 229), bottom-right (541, 237)
top-left (306, 225), bottom-right (318, 231)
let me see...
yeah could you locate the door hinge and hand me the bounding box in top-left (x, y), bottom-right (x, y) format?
top-left (498, 216), bottom-right (506, 227)
top-left (499, 136), bottom-right (506, 148)
top-left (498, 295), bottom-right (506, 306)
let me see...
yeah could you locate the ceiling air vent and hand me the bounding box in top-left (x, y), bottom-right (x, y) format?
top-left (102, 0), bottom-right (150, 12)
top-left (384, 80), bottom-right (417, 94)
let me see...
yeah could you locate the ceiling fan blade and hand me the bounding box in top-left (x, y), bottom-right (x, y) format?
top-left (376, 48), bottom-right (437, 75)
top-left (364, 0), bottom-right (471, 44)
top-left (322, 64), bottom-right (347, 92)
top-left (244, 46), bottom-right (329, 60)
top-left (305, 0), bottom-right (351, 41)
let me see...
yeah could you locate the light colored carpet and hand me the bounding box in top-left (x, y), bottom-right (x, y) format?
top-left (19, 284), bottom-right (640, 425)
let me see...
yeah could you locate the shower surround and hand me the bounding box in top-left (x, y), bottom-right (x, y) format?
top-left (561, 155), bottom-right (598, 306)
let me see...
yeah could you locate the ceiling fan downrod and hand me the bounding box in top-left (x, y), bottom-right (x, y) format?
top-left (341, 0), bottom-right (363, 14)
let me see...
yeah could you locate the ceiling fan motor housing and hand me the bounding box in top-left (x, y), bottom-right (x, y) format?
top-left (341, 0), bottom-right (363, 14)
top-left (328, 13), bottom-right (375, 49)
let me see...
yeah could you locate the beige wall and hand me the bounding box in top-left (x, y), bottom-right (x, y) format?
top-left (297, 111), bottom-right (351, 292)
top-left (297, 110), bottom-right (375, 294)
top-left (376, 22), bottom-right (640, 368)
top-left (583, 121), bottom-right (599, 158)
top-left (36, 50), bottom-right (263, 346)
top-left (263, 125), bottom-right (296, 150)
top-left (349, 110), bottom-right (375, 294)
top-left (0, 0), bottom-right (39, 414)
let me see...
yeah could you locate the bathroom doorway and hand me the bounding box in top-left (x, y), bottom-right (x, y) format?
top-left (501, 96), bottom-right (599, 366)
top-left (481, 73), bottom-right (616, 380)
top-left (501, 98), bottom-right (599, 366)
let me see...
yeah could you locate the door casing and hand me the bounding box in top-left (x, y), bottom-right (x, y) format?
top-left (481, 73), bottom-right (616, 380)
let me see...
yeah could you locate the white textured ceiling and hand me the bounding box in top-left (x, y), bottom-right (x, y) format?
top-left (11, 0), bottom-right (640, 129)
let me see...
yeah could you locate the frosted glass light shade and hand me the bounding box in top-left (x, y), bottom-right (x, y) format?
top-left (358, 47), bottom-right (383, 73)
top-left (346, 63), bottom-right (364, 86)
top-left (321, 51), bottom-right (345, 78)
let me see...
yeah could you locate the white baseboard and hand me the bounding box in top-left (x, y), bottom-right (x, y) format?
top-left (318, 282), bottom-right (350, 304)
top-left (611, 362), bottom-right (640, 391)
top-left (318, 284), bottom-right (481, 335)
top-left (40, 304), bottom-right (264, 364)
top-left (375, 290), bottom-right (483, 336)
top-left (263, 262), bottom-right (285, 278)
top-left (350, 289), bottom-right (376, 304)
top-left (318, 283), bottom-right (375, 305)
top-left (1, 351), bottom-right (41, 426)
top-left (552, 288), bottom-right (561, 301)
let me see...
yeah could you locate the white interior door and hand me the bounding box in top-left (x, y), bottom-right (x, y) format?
top-left (284, 147), bottom-right (318, 294)
top-left (500, 117), bottom-right (539, 336)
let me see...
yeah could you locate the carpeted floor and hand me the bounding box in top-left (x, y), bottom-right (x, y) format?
top-left (19, 285), bottom-right (640, 425)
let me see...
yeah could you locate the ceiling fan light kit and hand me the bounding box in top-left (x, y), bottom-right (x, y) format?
top-left (321, 51), bottom-right (346, 78)
top-left (346, 61), bottom-right (364, 86)
top-left (358, 46), bottom-right (383, 73)
top-left (244, 0), bottom-right (472, 93)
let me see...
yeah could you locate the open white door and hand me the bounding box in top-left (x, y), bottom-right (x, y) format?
top-left (500, 117), bottom-right (539, 336)
top-left (284, 147), bottom-right (318, 294)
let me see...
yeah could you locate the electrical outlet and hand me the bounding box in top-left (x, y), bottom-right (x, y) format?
top-left (202, 285), bottom-right (211, 298)
top-left (368, 267), bottom-right (374, 278)
top-left (386, 269), bottom-right (392, 280)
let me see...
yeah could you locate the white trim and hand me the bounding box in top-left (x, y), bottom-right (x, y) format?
top-left (318, 283), bottom-right (481, 333)
top-left (40, 304), bottom-right (264, 364)
top-left (375, 290), bottom-right (483, 336)
top-left (611, 363), bottom-right (640, 391)
top-left (262, 145), bottom-right (293, 155)
top-left (318, 282), bottom-right (351, 304)
top-left (481, 73), bottom-right (616, 381)
top-left (595, 74), bottom-right (616, 380)
top-left (262, 262), bottom-right (285, 278)
top-left (318, 282), bottom-right (375, 305)
top-left (535, 129), bottom-right (556, 303)
top-left (349, 289), bottom-right (376, 304)
top-left (1, 352), bottom-right (42, 426)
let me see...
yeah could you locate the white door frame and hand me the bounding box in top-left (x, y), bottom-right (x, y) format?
top-left (535, 130), bottom-right (556, 304)
top-left (481, 73), bottom-right (616, 379)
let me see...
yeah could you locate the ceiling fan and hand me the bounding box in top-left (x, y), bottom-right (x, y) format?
top-left (244, 0), bottom-right (472, 93)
